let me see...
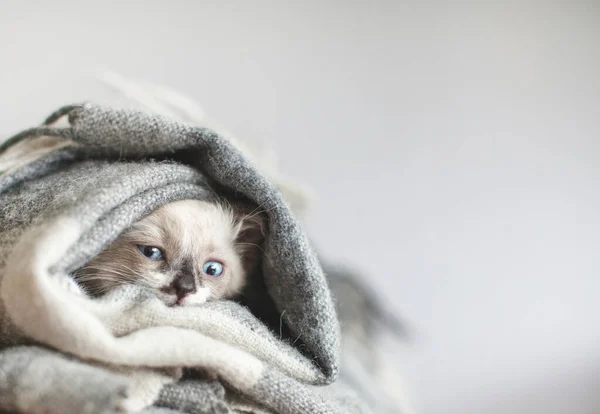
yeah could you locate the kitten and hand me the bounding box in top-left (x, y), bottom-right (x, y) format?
top-left (74, 199), bottom-right (265, 306)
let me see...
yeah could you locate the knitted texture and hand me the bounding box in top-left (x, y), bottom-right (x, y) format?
top-left (0, 104), bottom-right (378, 413)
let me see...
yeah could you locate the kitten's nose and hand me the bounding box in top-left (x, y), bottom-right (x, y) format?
top-left (172, 273), bottom-right (196, 298)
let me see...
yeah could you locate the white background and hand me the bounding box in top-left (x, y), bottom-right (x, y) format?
top-left (1, 1), bottom-right (599, 413)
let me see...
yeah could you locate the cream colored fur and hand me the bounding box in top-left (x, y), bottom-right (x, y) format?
top-left (76, 200), bottom-right (250, 306)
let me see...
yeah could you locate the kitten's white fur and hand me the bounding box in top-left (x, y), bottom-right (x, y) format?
top-left (75, 200), bottom-right (264, 306)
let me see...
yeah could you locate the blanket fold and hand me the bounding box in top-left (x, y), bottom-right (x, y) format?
top-left (0, 103), bottom-right (377, 413)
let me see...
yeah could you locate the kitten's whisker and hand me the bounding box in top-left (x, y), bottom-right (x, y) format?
top-left (75, 269), bottom-right (141, 284)
top-left (240, 204), bottom-right (276, 222)
top-left (83, 263), bottom-right (140, 274)
top-left (77, 272), bottom-right (137, 280)
top-left (235, 241), bottom-right (274, 268)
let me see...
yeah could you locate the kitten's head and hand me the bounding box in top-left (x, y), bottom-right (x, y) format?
top-left (76, 199), bottom-right (266, 306)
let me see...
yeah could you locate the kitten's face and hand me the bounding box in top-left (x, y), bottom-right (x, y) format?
top-left (75, 199), bottom-right (264, 306)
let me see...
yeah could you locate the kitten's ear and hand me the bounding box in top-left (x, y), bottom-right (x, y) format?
top-left (233, 206), bottom-right (267, 275)
top-left (234, 209), bottom-right (267, 247)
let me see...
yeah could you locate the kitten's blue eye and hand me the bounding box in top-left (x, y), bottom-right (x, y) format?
top-left (202, 261), bottom-right (223, 277)
top-left (137, 245), bottom-right (163, 261)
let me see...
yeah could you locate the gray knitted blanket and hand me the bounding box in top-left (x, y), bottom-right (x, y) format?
top-left (0, 104), bottom-right (407, 414)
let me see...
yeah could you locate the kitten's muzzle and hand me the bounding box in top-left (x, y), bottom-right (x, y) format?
top-left (162, 273), bottom-right (197, 304)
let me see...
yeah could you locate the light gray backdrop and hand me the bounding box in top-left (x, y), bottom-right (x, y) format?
top-left (1, 1), bottom-right (599, 413)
